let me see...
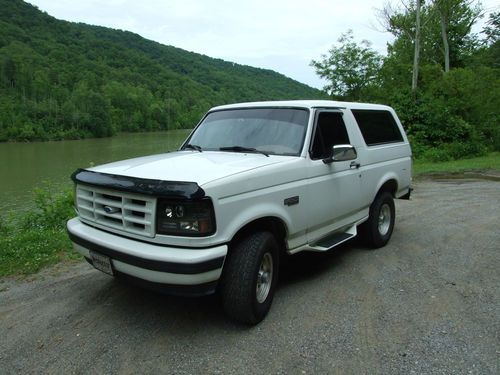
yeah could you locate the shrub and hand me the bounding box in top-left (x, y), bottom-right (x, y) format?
top-left (22, 185), bottom-right (74, 230)
top-left (420, 139), bottom-right (488, 162)
top-left (421, 147), bottom-right (453, 162)
top-left (0, 185), bottom-right (77, 276)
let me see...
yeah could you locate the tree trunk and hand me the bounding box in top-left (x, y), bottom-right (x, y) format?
top-left (439, 5), bottom-right (450, 72)
top-left (412, 0), bottom-right (421, 92)
top-left (440, 15), bottom-right (450, 72)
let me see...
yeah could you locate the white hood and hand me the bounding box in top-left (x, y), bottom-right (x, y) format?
top-left (89, 151), bottom-right (289, 186)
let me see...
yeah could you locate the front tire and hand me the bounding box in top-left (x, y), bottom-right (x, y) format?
top-left (361, 191), bottom-right (395, 248)
top-left (220, 231), bottom-right (279, 325)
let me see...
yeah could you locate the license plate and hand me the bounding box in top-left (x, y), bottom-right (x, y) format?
top-left (89, 250), bottom-right (114, 276)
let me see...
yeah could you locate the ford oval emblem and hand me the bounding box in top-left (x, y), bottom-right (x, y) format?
top-left (103, 205), bottom-right (119, 214)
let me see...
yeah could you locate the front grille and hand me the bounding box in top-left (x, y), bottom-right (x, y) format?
top-left (76, 184), bottom-right (156, 237)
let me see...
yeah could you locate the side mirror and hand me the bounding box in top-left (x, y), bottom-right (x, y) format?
top-left (323, 144), bottom-right (357, 164)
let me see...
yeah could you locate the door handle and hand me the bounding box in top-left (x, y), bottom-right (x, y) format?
top-left (350, 161), bottom-right (361, 169)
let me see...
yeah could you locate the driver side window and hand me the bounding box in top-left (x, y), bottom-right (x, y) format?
top-left (310, 111), bottom-right (351, 160)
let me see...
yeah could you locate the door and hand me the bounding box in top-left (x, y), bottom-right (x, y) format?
top-left (305, 110), bottom-right (363, 242)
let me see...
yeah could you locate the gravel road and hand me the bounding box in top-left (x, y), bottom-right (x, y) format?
top-left (1, 179), bottom-right (499, 375)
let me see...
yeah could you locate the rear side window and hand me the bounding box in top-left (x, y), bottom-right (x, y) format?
top-left (352, 110), bottom-right (403, 146)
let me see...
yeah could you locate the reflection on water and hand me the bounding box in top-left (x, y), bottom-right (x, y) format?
top-left (0, 130), bottom-right (191, 213)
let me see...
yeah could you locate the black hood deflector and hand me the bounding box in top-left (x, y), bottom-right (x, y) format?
top-left (71, 169), bottom-right (205, 200)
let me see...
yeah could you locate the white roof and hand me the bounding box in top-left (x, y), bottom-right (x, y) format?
top-left (211, 100), bottom-right (393, 111)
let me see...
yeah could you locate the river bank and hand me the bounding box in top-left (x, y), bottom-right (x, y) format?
top-left (0, 130), bottom-right (190, 213)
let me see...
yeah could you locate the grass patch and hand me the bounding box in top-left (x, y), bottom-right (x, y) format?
top-left (0, 186), bottom-right (79, 277)
top-left (0, 228), bottom-right (77, 276)
top-left (413, 152), bottom-right (500, 176)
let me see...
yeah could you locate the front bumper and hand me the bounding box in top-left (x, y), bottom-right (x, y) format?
top-left (67, 218), bottom-right (227, 296)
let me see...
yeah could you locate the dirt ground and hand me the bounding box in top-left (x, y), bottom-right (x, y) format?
top-left (1, 178), bottom-right (499, 375)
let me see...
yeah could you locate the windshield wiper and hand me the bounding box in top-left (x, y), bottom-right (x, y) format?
top-left (184, 144), bottom-right (203, 152)
top-left (219, 146), bottom-right (269, 157)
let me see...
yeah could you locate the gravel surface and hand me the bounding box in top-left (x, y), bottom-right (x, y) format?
top-left (1, 179), bottom-right (499, 374)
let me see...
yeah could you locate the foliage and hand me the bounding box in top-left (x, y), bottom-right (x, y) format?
top-left (0, 0), bottom-right (324, 142)
top-left (381, 0), bottom-right (482, 69)
top-left (313, 1), bottom-right (499, 161)
top-left (389, 65), bottom-right (499, 158)
top-left (23, 185), bottom-right (75, 230)
top-left (310, 30), bottom-right (383, 100)
top-left (0, 186), bottom-right (77, 277)
top-left (472, 12), bottom-right (500, 69)
top-left (482, 11), bottom-right (500, 45)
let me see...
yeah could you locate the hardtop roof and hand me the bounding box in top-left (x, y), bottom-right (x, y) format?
top-left (210, 100), bottom-right (393, 112)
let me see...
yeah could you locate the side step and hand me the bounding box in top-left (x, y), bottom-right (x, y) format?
top-left (307, 225), bottom-right (357, 252)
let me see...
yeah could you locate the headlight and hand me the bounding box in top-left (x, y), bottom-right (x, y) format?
top-left (156, 198), bottom-right (215, 236)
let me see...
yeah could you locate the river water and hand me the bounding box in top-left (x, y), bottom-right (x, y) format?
top-left (0, 130), bottom-right (191, 213)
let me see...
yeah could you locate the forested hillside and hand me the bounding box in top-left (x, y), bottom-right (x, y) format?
top-left (0, 0), bottom-right (323, 141)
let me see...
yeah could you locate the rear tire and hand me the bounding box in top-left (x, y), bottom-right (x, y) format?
top-left (220, 231), bottom-right (279, 325)
top-left (361, 191), bottom-right (395, 248)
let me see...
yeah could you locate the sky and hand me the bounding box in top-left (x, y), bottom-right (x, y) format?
top-left (26, 0), bottom-right (499, 89)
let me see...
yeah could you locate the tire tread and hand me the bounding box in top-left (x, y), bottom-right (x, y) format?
top-left (220, 231), bottom-right (278, 325)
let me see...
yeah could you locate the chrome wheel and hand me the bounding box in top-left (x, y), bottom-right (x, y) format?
top-left (378, 203), bottom-right (391, 236)
top-left (256, 252), bottom-right (273, 303)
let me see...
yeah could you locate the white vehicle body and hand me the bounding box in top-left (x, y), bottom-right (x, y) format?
top-left (67, 100), bottom-right (412, 319)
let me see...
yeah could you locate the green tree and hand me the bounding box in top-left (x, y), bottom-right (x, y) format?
top-left (379, 0), bottom-right (482, 71)
top-left (1, 57), bottom-right (16, 88)
top-left (433, 0), bottom-right (483, 72)
top-left (72, 83), bottom-right (112, 137)
top-left (475, 12), bottom-right (500, 69)
top-left (482, 11), bottom-right (500, 45)
top-left (310, 30), bottom-right (382, 100)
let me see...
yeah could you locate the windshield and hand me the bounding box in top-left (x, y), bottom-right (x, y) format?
top-left (184, 108), bottom-right (309, 156)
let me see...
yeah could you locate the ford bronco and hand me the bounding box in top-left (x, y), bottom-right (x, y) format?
top-left (67, 100), bottom-right (412, 324)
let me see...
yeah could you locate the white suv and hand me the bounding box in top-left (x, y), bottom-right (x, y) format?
top-left (67, 100), bottom-right (412, 324)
